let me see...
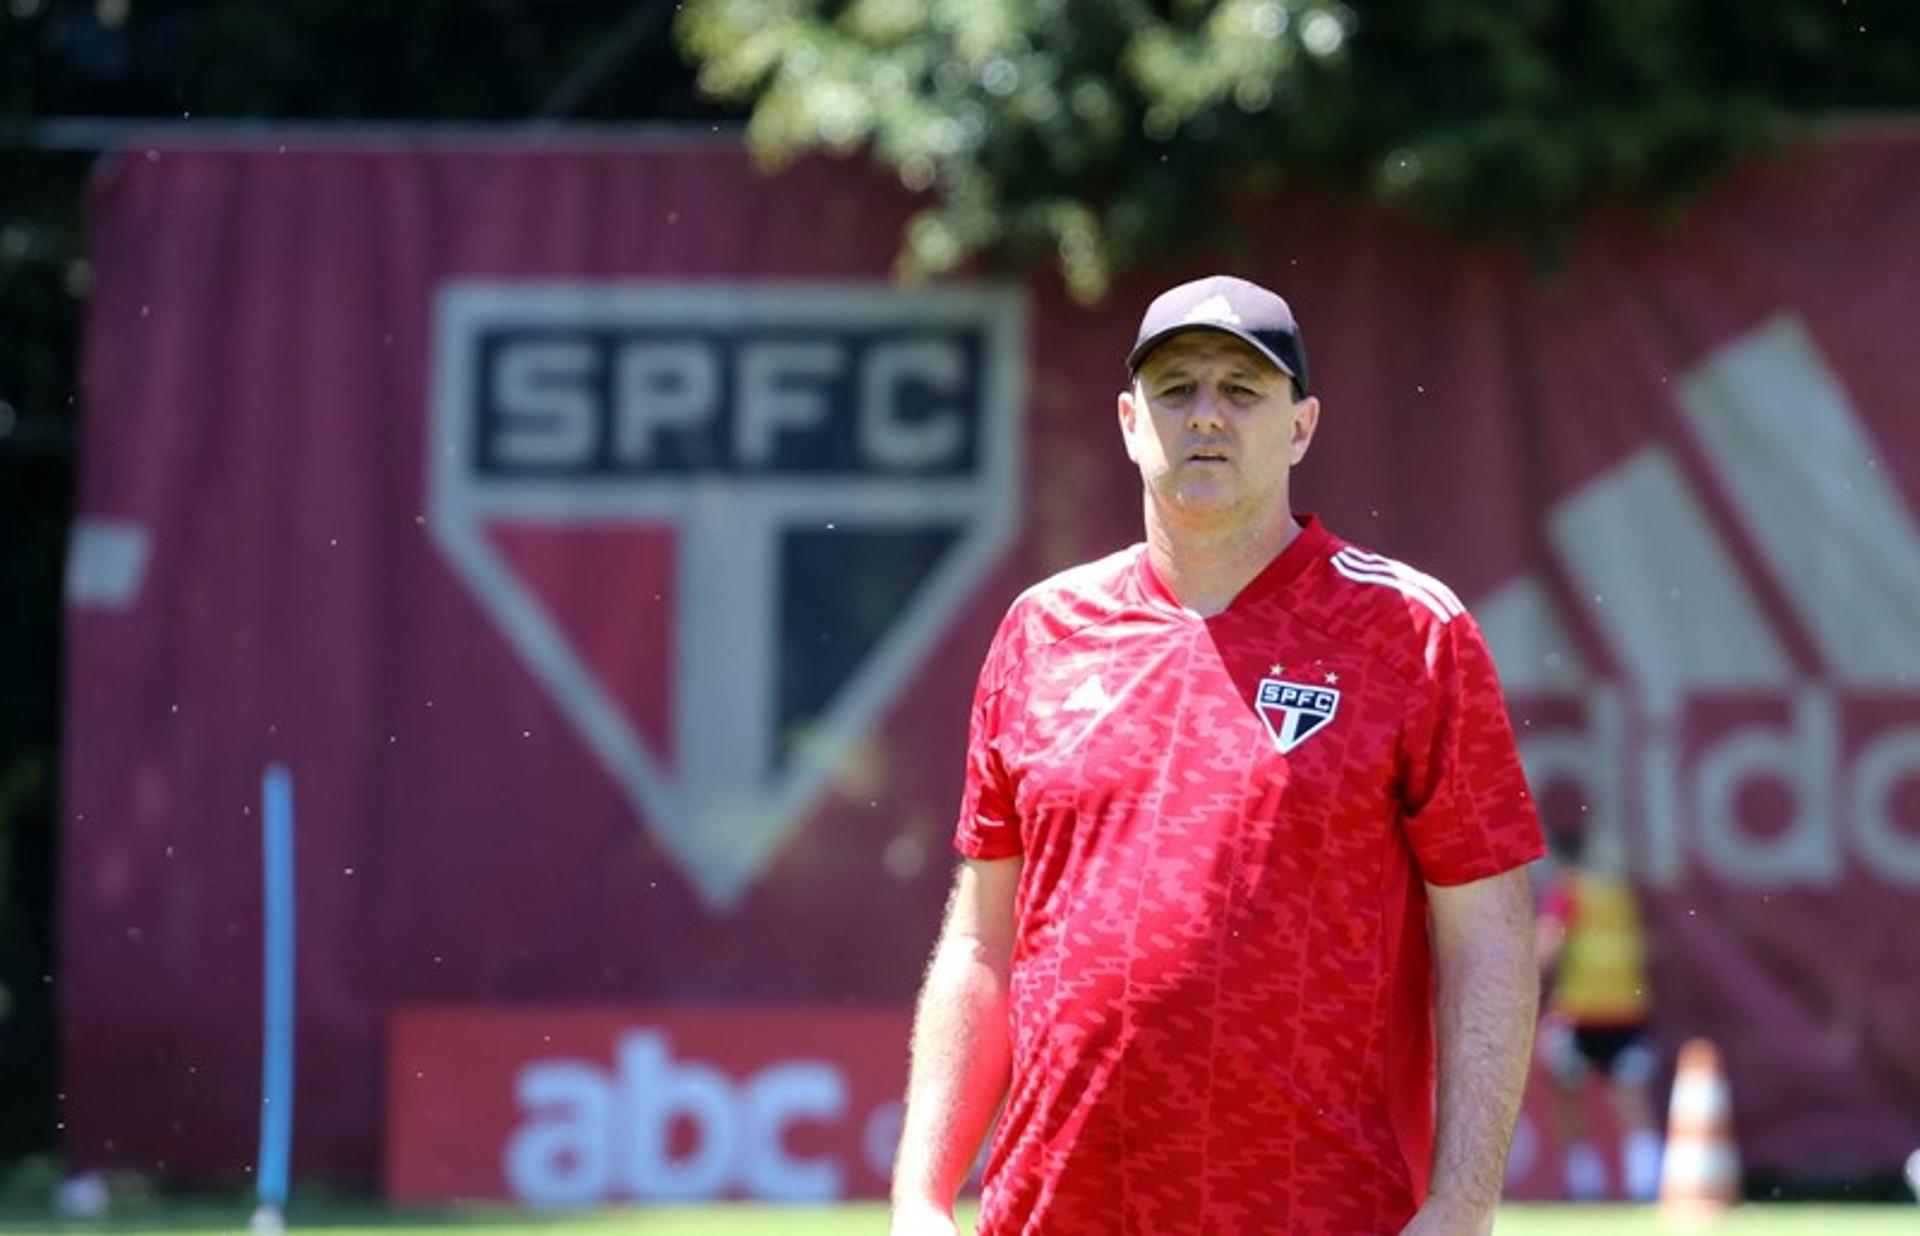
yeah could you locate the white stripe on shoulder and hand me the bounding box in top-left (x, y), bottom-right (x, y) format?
top-left (1333, 548), bottom-right (1465, 618)
top-left (1330, 548), bottom-right (1464, 621)
top-left (1336, 547), bottom-right (1466, 613)
top-left (1331, 554), bottom-right (1461, 622)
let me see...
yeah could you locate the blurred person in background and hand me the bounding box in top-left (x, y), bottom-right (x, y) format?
top-left (1535, 823), bottom-right (1663, 1201)
top-left (890, 276), bottom-right (1546, 1236)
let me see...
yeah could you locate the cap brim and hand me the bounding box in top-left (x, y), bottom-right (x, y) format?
top-left (1126, 323), bottom-right (1298, 383)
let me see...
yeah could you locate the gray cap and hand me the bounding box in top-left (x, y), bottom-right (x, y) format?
top-left (1126, 274), bottom-right (1309, 395)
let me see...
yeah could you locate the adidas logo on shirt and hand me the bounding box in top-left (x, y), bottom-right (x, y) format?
top-left (1062, 675), bottom-right (1112, 714)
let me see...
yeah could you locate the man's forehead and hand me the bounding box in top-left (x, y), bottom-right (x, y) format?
top-left (1137, 331), bottom-right (1281, 376)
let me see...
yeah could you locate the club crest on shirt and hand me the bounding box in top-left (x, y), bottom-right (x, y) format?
top-left (1254, 678), bottom-right (1339, 753)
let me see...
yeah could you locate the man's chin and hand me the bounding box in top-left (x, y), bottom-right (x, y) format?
top-left (1158, 485), bottom-right (1244, 521)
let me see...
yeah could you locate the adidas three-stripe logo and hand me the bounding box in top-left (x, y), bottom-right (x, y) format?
top-left (1472, 314), bottom-right (1920, 890)
top-left (1478, 314), bottom-right (1920, 702)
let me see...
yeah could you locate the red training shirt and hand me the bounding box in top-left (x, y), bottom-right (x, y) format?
top-left (953, 515), bottom-right (1544, 1235)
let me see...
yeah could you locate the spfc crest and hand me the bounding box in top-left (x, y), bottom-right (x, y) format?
top-left (1255, 678), bottom-right (1339, 753)
top-left (428, 281), bottom-right (1025, 908)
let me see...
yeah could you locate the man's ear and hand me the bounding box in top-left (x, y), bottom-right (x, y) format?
top-left (1118, 386), bottom-right (1141, 462)
top-left (1289, 395), bottom-right (1322, 466)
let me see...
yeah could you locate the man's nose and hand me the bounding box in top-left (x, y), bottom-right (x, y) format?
top-left (1186, 387), bottom-right (1226, 429)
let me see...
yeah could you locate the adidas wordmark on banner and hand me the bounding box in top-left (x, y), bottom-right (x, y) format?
top-left (1477, 316), bottom-right (1920, 888)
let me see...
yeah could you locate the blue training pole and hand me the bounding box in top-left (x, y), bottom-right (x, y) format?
top-left (257, 763), bottom-right (297, 1216)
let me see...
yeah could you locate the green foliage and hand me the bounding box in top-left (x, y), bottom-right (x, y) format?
top-left (2, 0), bottom-right (727, 122)
top-left (680, 0), bottom-right (1920, 299)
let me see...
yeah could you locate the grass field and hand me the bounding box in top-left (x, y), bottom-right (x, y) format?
top-left (0, 1202), bottom-right (1913, 1234)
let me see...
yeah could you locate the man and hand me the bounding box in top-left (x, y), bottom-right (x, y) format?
top-left (891, 275), bottom-right (1545, 1235)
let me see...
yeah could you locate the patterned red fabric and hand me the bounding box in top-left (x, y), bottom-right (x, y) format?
top-left (954, 515), bottom-right (1545, 1234)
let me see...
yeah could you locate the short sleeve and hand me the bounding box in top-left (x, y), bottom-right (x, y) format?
top-left (1397, 612), bottom-right (1545, 885)
top-left (953, 609), bottom-right (1023, 861)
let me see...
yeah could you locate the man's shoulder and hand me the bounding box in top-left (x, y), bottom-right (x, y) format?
top-left (1296, 532), bottom-right (1474, 676)
top-left (1011, 543), bottom-right (1141, 611)
top-left (994, 544), bottom-right (1143, 648)
top-left (1312, 534), bottom-right (1469, 632)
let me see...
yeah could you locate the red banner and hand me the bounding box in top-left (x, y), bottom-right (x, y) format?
top-left (65, 132), bottom-right (1920, 1196)
top-left (382, 1008), bottom-right (1616, 1205)
top-left (387, 1007), bottom-right (909, 1205)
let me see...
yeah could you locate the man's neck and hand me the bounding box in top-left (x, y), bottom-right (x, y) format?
top-left (1144, 503), bottom-right (1303, 618)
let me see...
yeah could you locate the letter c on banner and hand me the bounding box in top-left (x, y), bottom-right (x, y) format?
top-left (739, 1061), bottom-right (847, 1201)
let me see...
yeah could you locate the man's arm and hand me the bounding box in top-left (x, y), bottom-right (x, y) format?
top-left (1404, 866), bottom-right (1539, 1236)
top-left (890, 856), bottom-right (1022, 1234)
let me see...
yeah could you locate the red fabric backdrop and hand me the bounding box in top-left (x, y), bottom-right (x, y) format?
top-left (64, 132), bottom-right (1920, 1197)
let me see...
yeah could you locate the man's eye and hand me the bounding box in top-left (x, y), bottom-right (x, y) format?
top-left (1160, 382), bottom-right (1194, 397)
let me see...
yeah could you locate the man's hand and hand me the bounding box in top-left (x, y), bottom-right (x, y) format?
top-left (889, 1200), bottom-right (961, 1236)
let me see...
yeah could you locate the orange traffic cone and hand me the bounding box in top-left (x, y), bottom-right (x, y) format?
top-left (1659, 1038), bottom-right (1740, 1226)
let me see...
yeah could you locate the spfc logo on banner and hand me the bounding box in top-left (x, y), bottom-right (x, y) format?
top-left (428, 282), bottom-right (1025, 908)
top-left (1255, 678), bottom-right (1339, 753)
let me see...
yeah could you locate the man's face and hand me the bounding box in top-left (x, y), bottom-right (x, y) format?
top-left (1118, 332), bottom-right (1320, 525)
